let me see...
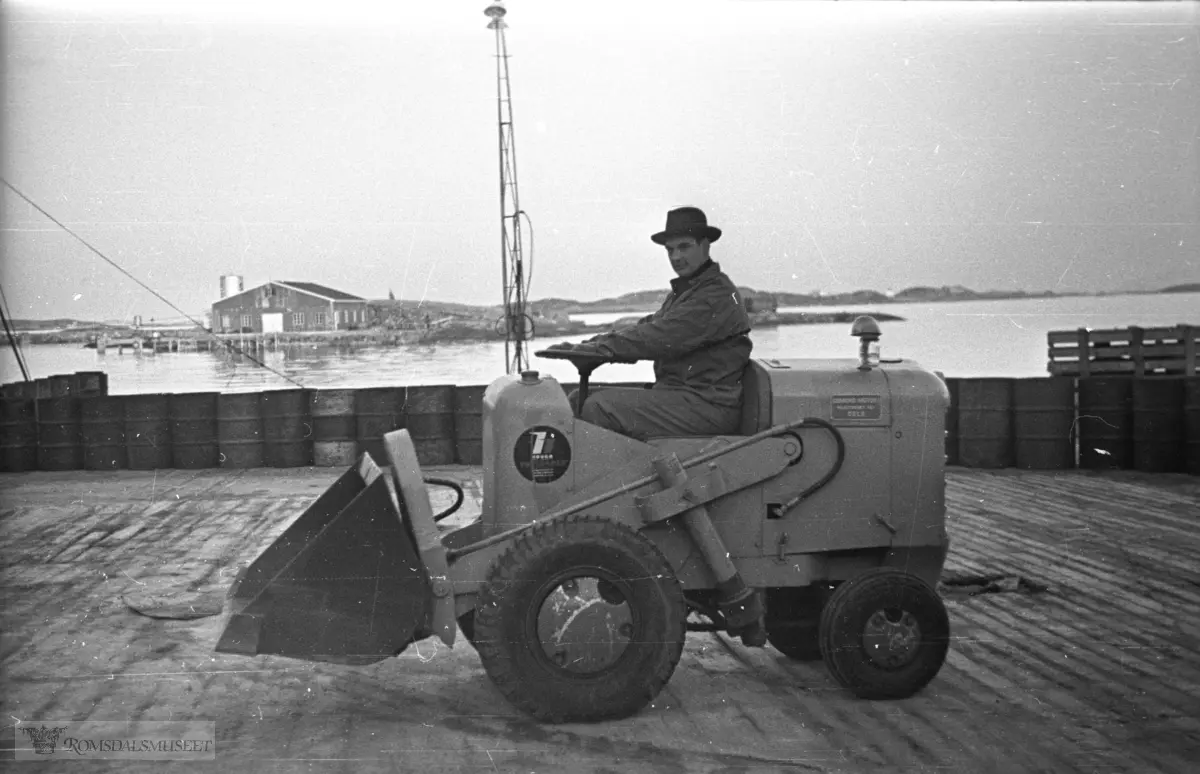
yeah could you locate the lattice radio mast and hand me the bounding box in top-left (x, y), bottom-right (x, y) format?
top-left (485, 1), bottom-right (530, 374)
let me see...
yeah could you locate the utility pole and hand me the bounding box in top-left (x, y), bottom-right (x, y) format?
top-left (485, 0), bottom-right (529, 374)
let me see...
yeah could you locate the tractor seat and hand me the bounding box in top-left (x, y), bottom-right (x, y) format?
top-left (644, 361), bottom-right (773, 442)
top-left (738, 359), bottom-right (772, 435)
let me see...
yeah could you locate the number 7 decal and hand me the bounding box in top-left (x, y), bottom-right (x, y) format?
top-left (531, 430), bottom-right (554, 455)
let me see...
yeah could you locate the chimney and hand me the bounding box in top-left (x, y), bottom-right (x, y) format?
top-left (220, 275), bottom-right (244, 299)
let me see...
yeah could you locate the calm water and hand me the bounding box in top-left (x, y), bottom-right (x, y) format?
top-left (2, 293), bottom-right (1195, 394)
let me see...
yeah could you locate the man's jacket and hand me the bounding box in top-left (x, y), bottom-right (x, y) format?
top-left (591, 260), bottom-right (752, 408)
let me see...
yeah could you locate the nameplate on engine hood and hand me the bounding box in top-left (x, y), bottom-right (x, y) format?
top-left (831, 394), bottom-right (882, 421)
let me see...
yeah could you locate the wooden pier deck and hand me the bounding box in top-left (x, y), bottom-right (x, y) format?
top-left (0, 467), bottom-right (1196, 773)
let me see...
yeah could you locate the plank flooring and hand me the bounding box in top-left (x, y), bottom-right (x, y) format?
top-left (0, 466), bottom-right (1196, 773)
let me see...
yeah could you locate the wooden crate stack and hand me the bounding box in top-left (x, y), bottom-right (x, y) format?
top-left (1047, 325), bottom-right (1197, 378)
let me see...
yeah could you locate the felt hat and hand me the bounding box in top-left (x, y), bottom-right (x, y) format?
top-left (651, 206), bottom-right (722, 245)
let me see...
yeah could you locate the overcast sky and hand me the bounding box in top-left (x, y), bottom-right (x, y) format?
top-left (2, 0), bottom-right (1197, 323)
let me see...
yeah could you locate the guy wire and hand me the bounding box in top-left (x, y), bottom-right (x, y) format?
top-left (2, 178), bottom-right (306, 389)
top-left (0, 288), bottom-right (31, 381)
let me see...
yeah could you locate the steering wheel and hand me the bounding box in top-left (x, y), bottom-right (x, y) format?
top-left (534, 348), bottom-right (636, 416)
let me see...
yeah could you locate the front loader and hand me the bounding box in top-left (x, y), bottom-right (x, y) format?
top-left (215, 318), bottom-right (953, 723)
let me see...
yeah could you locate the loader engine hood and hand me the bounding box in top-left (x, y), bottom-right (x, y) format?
top-left (751, 356), bottom-right (948, 428)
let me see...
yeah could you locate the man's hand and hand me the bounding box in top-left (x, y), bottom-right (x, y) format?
top-left (543, 341), bottom-right (611, 357)
top-left (571, 342), bottom-right (605, 355)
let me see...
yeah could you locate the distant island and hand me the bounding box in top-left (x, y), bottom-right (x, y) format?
top-left (7, 282), bottom-right (1197, 347)
top-left (532, 281), bottom-right (1200, 315)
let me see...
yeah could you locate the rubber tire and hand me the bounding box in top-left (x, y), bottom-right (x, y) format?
top-left (765, 587), bottom-right (827, 662)
top-left (766, 620), bottom-right (822, 661)
top-left (473, 513), bottom-right (687, 723)
top-left (819, 568), bottom-right (950, 700)
top-left (457, 611), bottom-right (477, 647)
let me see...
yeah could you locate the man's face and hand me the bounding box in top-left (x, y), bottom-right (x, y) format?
top-left (664, 235), bottom-right (709, 278)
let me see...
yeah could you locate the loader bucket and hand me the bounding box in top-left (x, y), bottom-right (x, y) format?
top-left (215, 453), bottom-right (434, 665)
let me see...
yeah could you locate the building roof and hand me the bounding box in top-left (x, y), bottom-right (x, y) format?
top-left (275, 282), bottom-right (365, 302)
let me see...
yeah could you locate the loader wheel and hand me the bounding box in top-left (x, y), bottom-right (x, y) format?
top-left (457, 612), bottom-right (477, 646)
top-left (819, 568), bottom-right (949, 700)
top-left (473, 514), bottom-right (687, 723)
top-left (766, 620), bottom-right (822, 661)
top-left (765, 586), bottom-right (830, 662)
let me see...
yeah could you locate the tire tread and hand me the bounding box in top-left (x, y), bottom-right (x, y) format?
top-left (473, 513), bottom-right (687, 722)
top-left (819, 568), bottom-right (950, 700)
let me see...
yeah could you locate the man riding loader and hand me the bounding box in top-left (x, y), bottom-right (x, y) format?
top-left (215, 317), bottom-right (953, 723)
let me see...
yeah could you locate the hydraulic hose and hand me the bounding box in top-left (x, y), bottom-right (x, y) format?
top-left (779, 417), bottom-right (844, 513)
top-left (423, 477), bottom-right (465, 522)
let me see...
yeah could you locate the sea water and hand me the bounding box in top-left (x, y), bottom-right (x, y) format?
top-left (2, 293), bottom-right (1195, 394)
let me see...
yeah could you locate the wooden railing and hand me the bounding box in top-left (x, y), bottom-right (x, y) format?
top-left (1047, 325), bottom-right (1198, 377)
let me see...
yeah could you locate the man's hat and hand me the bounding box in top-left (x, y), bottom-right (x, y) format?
top-left (651, 206), bottom-right (722, 245)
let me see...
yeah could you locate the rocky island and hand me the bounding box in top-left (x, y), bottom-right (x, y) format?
top-left (9, 282), bottom-right (1194, 349)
